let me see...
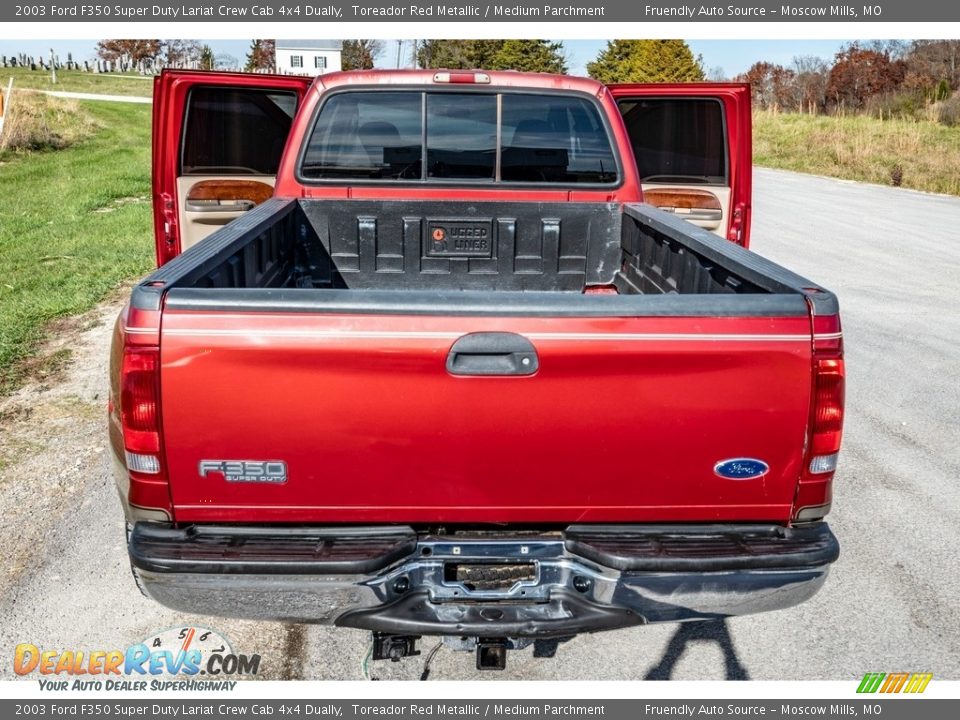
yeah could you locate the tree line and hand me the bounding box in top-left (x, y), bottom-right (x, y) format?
top-left (737, 40), bottom-right (960, 123)
top-left (95, 39), bottom-right (230, 71)
top-left (94, 38), bottom-right (704, 79)
top-left (241, 39), bottom-right (702, 78)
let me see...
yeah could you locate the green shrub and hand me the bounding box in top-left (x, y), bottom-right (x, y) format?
top-left (938, 96), bottom-right (960, 126)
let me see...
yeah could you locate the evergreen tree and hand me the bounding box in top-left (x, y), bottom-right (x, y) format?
top-left (415, 40), bottom-right (512, 70)
top-left (490, 40), bottom-right (567, 74)
top-left (416, 40), bottom-right (566, 73)
top-left (199, 45), bottom-right (215, 71)
top-left (587, 40), bottom-right (704, 84)
top-left (470, 40), bottom-right (507, 68)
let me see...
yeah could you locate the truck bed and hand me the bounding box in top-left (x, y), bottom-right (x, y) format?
top-left (141, 200), bottom-right (826, 316)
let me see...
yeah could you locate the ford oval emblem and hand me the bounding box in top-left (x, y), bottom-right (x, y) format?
top-left (714, 458), bottom-right (770, 480)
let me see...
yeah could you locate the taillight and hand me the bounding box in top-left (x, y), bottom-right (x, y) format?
top-left (121, 347), bottom-right (161, 473)
top-left (109, 312), bottom-right (171, 520)
top-left (808, 356), bottom-right (845, 473)
top-left (795, 314), bottom-right (845, 522)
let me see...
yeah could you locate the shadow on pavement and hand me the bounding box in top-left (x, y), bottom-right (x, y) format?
top-left (644, 620), bottom-right (750, 680)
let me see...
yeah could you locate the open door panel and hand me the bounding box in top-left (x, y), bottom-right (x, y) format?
top-left (152, 70), bottom-right (312, 266)
top-left (608, 83), bottom-right (752, 247)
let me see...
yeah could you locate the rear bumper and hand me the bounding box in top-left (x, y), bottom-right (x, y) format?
top-left (130, 523), bottom-right (838, 636)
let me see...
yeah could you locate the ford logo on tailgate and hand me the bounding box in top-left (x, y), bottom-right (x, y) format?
top-left (714, 458), bottom-right (770, 480)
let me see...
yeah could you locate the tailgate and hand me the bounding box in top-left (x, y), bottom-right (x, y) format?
top-left (159, 310), bottom-right (813, 524)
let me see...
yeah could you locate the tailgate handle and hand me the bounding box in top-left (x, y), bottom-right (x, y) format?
top-left (446, 333), bottom-right (539, 376)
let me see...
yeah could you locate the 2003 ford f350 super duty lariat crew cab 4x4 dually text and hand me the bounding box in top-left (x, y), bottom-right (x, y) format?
top-left (109, 69), bottom-right (844, 670)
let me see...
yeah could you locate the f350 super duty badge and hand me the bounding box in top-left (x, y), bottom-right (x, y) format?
top-left (199, 460), bottom-right (287, 484)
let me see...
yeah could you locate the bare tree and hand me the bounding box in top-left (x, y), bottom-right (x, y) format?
top-left (865, 40), bottom-right (909, 60)
top-left (96, 39), bottom-right (162, 65)
top-left (341, 40), bottom-right (384, 71)
top-left (905, 40), bottom-right (960, 93)
top-left (215, 53), bottom-right (240, 71)
top-left (792, 56), bottom-right (829, 114)
top-left (162, 40), bottom-right (203, 68)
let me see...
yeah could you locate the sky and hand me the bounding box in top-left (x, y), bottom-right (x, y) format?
top-left (0, 39), bottom-right (853, 78)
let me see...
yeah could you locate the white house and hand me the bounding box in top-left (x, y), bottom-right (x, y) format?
top-left (275, 40), bottom-right (342, 76)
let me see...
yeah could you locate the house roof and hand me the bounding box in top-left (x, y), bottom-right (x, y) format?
top-left (276, 40), bottom-right (343, 51)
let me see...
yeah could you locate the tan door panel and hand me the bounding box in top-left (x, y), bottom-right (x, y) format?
top-left (642, 185), bottom-right (731, 236)
top-left (177, 175), bottom-right (275, 251)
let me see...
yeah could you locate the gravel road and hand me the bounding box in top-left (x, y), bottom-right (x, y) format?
top-left (37, 91), bottom-right (152, 104)
top-left (1, 167), bottom-right (958, 682)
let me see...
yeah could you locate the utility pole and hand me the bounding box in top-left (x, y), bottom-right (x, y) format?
top-left (50, 48), bottom-right (57, 84)
top-left (396, 40), bottom-right (403, 69)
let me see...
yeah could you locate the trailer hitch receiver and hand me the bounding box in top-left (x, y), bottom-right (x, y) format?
top-left (476, 638), bottom-right (508, 671)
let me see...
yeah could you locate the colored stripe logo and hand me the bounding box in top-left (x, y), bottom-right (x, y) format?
top-left (857, 672), bottom-right (932, 693)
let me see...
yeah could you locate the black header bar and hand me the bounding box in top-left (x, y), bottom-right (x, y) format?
top-left (0, 700), bottom-right (958, 719)
top-left (3, 1), bottom-right (954, 24)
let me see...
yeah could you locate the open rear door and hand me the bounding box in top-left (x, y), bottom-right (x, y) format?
top-left (609, 83), bottom-right (752, 247)
top-left (152, 70), bottom-right (312, 266)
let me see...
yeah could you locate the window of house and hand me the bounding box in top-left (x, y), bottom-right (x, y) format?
top-left (314, 56), bottom-right (327, 70)
top-left (291, 55), bottom-right (303, 68)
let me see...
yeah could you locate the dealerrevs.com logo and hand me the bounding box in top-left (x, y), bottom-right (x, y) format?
top-left (857, 672), bottom-right (933, 694)
top-left (14, 627), bottom-right (260, 691)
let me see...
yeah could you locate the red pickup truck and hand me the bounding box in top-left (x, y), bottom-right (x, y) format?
top-left (110, 69), bottom-right (843, 670)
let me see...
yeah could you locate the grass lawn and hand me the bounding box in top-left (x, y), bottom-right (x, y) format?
top-left (0, 99), bottom-right (154, 393)
top-left (2, 67), bottom-right (153, 97)
top-left (753, 111), bottom-right (960, 196)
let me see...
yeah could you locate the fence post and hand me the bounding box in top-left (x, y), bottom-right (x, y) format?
top-left (0, 77), bottom-right (14, 142)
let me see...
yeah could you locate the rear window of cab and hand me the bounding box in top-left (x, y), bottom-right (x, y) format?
top-left (299, 90), bottom-right (619, 186)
